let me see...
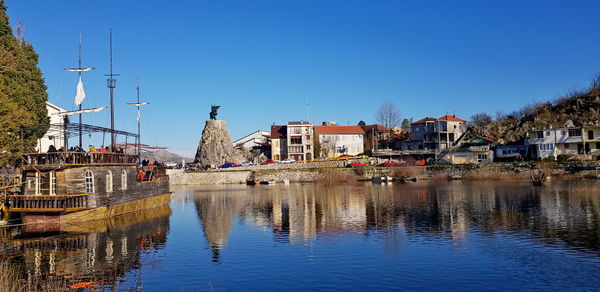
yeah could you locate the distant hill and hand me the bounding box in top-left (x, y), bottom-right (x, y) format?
top-left (141, 150), bottom-right (193, 165)
top-left (470, 75), bottom-right (600, 144)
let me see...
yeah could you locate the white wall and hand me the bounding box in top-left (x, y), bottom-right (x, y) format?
top-left (318, 134), bottom-right (364, 158)
top-left (36, 102), bottom-right (66, 152)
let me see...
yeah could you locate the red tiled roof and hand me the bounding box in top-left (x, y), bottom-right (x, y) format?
top-left (411, 117), bottom-right (436, 125)
top-left (362, 124), bottom-right (388, 131)
top-left (314, 126), bottom-right (365, 134)
top-left (438, 115), bottom-right (466, 122)
top-left (268, 125), bottom-right (287, 139)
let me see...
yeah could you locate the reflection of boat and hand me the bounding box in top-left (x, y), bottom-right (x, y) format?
top-left (1, 204), bottom-right (171, 289)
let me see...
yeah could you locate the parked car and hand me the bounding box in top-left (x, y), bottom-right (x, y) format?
top-left (378, 161), bottom-right (397, 167)
top-left (279, 158), bottom-right (295, 164)
top-left (260, 160), bottom-right (275, 165)
top-left (219, 162), bottom-right (240, 169)
top-left (241, 161), bottom-right (253, 167)
top-left (347, 162), bottom-right (365, 167)
top-left (337, 155), bottom-right (351, 160)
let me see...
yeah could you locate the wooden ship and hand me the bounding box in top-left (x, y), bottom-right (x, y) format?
top-left (5, 31), bottom-right (170, 229)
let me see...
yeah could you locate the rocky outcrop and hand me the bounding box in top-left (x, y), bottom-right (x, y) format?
top-left (194, 120), bottom-right (245, 167)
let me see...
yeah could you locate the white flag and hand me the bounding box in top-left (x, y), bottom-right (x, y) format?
top-left (74, 76), bottom-right (86, 106)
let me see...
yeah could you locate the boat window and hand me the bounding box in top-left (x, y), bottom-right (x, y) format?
top-left (106, 171), bottom-right (113, 193)
top-left (85, 170), bottom-right (95, 194)
top-left (121, 170), bottom-right (127, 190)
top-left (35, 172), bottom-right (41, 195)
top-left (49, 171), bottom-right (56, 195)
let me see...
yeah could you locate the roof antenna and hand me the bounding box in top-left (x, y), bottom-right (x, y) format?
top-left (305, 99), bottom-right (309, 122)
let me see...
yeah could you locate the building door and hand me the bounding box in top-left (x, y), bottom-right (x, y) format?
top-left (306, 153), bottom-right (312, 161)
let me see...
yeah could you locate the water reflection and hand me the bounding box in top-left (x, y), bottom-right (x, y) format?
top-left (0, 204), bottom-right (171, 289)
top-left (194, 182), bottom-right (600, 260)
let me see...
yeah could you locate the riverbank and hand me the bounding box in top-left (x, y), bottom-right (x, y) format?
top-left (167, 162), bottom-right (600, 185)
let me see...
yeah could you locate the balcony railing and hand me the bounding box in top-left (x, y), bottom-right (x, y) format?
top-left (24, 152), bottom-right (138, 166)
top-left (9, 194), bottom-right (90, 212)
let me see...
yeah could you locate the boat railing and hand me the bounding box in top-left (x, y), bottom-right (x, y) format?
top-left (23, 152), bottom-right (138, 166)
top-left (9, 193), bottom-right (90, 212)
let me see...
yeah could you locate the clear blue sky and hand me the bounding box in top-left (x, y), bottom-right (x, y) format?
top-left (6, 0), bottom-right (600, 157)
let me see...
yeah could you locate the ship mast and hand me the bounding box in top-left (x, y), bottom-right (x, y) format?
top-left (127, 68), bottom-right (149, 162)
top-left (65, 33), bottom-right (94, 148)
top-left (105, 28), bottom-right (119, 150)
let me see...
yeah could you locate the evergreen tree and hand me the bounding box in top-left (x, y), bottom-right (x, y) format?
top-left (0, 0), bottom-right (49, 166)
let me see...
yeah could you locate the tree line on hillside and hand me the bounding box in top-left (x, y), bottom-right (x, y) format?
top-left (369, 74), bottom-right (600, 146)
top-left (0, 0), bottom-right (49, 167)
top-left (469, 75), bottom-right (600, 144)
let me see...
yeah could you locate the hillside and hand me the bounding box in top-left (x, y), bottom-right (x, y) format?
top-left (470, 76), bottom-right (600, 144)
top-left (141, 150), bottom-right (193, 165)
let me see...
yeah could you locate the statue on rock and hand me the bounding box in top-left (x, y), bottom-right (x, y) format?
top-left (210, 105), bottom-right (220, 120)
top-left (194, 105), bottom-right (245, 168)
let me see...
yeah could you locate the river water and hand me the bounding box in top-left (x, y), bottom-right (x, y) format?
top-left (2, 181), bottom-right (600, 291)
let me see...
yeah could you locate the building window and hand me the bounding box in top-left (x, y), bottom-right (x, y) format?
top-left (49, 171), bottom-right (56, 195)
top-left (565, 144), bottom-right (569, 149)
top-left (85, 170), bottom-right (95, 194)
top-left (306, 145), bottom-right (311, 150)
top-left (290, 137), bottom-right (302, 144)
top-left (536, 131), bottom-right (543, 139)
top-left (568, 129), bottom-right (582, 137)
top-left (121, 170), bottom-right (127, 190)
top-left (588, 130), bottom-right (594, 140)
top-left (289, 127), bottom-right (301, 135)
top-left (305, 135), bottom-right (310, 141)
top-left (35, 172), bottom-right (41, 195)
top-left (106, 171), bottom-right (113, 193)
top-left (477, 154), bottom-right (488, 163)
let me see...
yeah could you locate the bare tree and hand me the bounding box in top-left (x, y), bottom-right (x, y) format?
top-left (470, 112), bottom-right (493, 128)
top-left (375, 102), bottom-right (401, 128)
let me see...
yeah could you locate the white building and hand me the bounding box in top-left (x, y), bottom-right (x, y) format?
top-left (314, 125), bottom-right (365, 158)
top-left (233, 130), bottom-right (269, 149)
top-left (525, 127), bottom-right (584, 159)
top-left (36, 102), bottom-right (67, 152)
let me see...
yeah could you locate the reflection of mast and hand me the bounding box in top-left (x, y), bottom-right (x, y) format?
top-left (195, 194), bottom-right (235, 262)
top-left (65, 33), bottom-right (94, 148)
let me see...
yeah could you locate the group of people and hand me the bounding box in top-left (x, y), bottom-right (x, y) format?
top-left (87, 145), bottom-right (124, 154)
top-left (141, 158), bottom-right (164, 167)
top-left (47, 145), bottom-right (124, 154)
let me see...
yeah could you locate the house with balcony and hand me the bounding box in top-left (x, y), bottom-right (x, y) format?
top-left (265, 121), bottom-right (315, 161)
top-left (286, 121), bottom-right (314, 161)
top-left (525, 127), bottom-right (586, 159)
top-left (314, 125), bottom-right (365, 159)
top-left (448, 136), bottom-right (495, 164)
top-left (408, 115), bottom-right (468, 151)
top-left (233, 130), bottom-right (270, 150)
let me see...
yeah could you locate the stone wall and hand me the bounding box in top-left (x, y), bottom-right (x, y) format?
top-left (168, 169), bottom-right (326, 185)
